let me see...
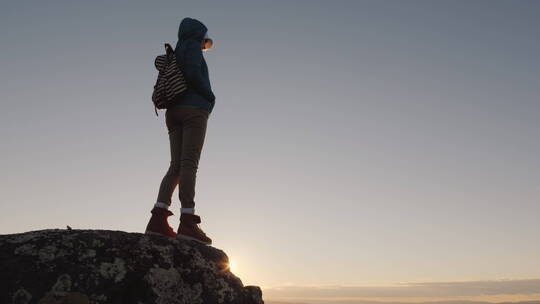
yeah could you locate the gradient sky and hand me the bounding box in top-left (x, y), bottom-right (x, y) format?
top-left (1, 1), bottom-right (539, 303)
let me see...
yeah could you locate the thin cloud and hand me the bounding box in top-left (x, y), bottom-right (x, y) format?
top-left (264, 279), bottom-right (540, 300)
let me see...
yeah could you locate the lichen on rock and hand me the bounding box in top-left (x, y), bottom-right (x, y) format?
top-left (98, 257), bottom-right (126, 283)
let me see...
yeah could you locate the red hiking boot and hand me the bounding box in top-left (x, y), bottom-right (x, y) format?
top-left (145, 207), bottom-right (177, 238)
top-left (177, 213), bottom-right (212, 245)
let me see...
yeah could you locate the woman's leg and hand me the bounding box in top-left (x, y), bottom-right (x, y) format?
top-left (177, 108), bottom-right (209, 209)
top-left (156, 110), bottom-right (184, 206)
top-left (146, 109), bottom-right (184, 237)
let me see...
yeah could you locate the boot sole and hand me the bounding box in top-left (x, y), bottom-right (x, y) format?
top-left (176, 233), bottom-right (211, 245)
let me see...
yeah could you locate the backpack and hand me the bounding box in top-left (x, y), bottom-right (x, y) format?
top-left (151, 43), bottom-right (187, 116)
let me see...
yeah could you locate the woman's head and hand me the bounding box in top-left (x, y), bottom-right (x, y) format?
top-left (178, 17), bottom-right (212, 51)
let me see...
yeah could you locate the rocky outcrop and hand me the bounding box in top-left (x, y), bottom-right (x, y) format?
top-left (0, 229), bottom-right (264, 304)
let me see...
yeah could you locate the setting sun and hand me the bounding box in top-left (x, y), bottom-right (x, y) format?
top-left (228, 261), bottom-right (236, 273)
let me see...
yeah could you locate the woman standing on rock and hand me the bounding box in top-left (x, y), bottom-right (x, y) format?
top-left (145, 17), bottom-right (215, 245)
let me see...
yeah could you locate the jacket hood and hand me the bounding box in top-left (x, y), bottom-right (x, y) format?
top-left (178, 17), bottom-right (208, 42)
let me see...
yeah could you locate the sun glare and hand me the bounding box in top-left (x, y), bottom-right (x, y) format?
top-left (228, 261), bottom-right (236, 272)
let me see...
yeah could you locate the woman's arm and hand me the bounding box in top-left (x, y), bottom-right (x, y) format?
top-left (176, 40), bottom-right (216, 103)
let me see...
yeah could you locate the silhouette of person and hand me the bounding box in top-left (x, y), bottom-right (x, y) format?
top-left (145, 17), bottom-right (215, 245)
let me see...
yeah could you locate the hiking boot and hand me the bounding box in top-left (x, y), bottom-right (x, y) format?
top-left (145, 207), bottom-right (177, 238)
top-left (177, 213), bottom-right (212, 245)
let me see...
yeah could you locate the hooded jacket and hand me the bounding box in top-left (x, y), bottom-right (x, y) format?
top-left (172, 17), bottom-right (215, 113)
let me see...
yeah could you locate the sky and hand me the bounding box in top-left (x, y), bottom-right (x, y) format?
top-left (1, 1), bottom-right (539, 303)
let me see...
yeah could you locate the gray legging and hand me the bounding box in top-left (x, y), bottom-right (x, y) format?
top-left (156, 106), bottom-right (209, 208)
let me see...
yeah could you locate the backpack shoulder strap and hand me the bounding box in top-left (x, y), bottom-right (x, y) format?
top-left (165, 43), bottom-right (174, 56)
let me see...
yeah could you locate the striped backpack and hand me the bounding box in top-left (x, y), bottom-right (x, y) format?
top-left (151, 43), bottom-right (187, 116)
